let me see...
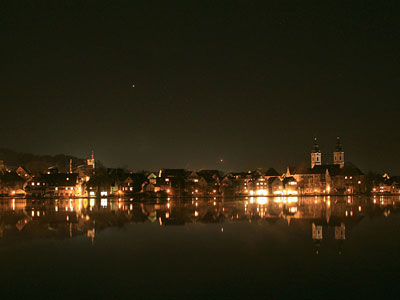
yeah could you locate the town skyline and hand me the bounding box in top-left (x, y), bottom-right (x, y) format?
top-left (0, 135), bottom-right (398, 175)
top-left (1, 135), bottom-right (398, 199)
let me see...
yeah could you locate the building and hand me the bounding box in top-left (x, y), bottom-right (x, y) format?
top-left (311, 138), bottom-right (322, 168)
top-left (286, 138), bottom-right (365, 195)
top-left (268, 176), bottom-right (284, 195)
top-left (158, 169), bottom-right (186, 196)
top-left (333, 137), bottom-right (344, 168)
top-left (26, 171), bottom-right (79, 198)
top-left (15, 166), bottom-right (32, 181)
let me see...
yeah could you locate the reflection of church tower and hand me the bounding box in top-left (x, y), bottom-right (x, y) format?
top-left (87, 228), bottom-right (95, 246)
top-left (311, 138), bottom-right (322, 168)
top-left (312, 222), bottom-right (323, 254)
top-left (333, 137), bottom-right (344, 168)
top-left (335, 222), bottom-right (346, 254)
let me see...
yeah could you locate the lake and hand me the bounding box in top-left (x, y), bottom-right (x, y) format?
top-left (0, 195), bottom-right (399, 299)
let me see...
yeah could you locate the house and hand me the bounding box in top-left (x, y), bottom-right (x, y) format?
top-left (0, 171), bottom-right (27, 196)
top-left (248, 174), bottom-right (268, 196)
top-left (224, 172), bottom-right (252, 195)
top-left (158, 169), bottom-right (186, 196)
top-left (15, 166), bottom-right (32, 181)
top-left (25, 171), bottom-right (79, 198)
top-left (282, 176), bottom-right (298, 195)
top-left (372, 174), bottom-right (400, 194)
top-left (265, 168), bottom-right (280, 179)
top-left (197, 170), bottom-right (222, 195)
top-left (268, 177), bottom-right (283, 195)
top-left (185, 171), bottom-right (209, 196)
top-left (120, 173), bottom-right (147, 195)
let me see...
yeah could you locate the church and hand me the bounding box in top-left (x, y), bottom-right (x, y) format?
top-left (285, 137), bottom-right (366, 195)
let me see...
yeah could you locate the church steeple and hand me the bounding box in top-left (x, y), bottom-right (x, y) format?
top-left (87, 151), bottom-right (96, 174)
top-left (333, 137), bottom-right (344, 168)
top-left (311, 137), bottom-right (322, 168)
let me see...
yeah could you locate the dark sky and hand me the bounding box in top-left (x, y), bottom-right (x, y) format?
top-left (1, 1), bottom-right (399, 173)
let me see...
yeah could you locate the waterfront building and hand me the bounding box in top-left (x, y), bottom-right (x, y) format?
top-left (282, 176), bottom-right (298, 195)
top-left (268, 176), bottom-right (284, 195)
top-left (26, 170), bottom-right (79, 198)
top-left (285, 138), bottom-right (365, 195)
top-left (372, 174), bottom-right (400, 194)
top-left (197, 170), bottom-right (222, 195)
top-left (157, 169), bottom-right (186, 197)
top-left (0, 171), bottom-right (27, 196)
top-left (15, 166), bottom-right (32, 181)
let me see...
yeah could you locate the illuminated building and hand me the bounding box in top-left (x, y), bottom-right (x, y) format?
top-left (285, 138), bottom-right (365, 195)
top-left (25, 170), bottom-right (79, 198)
top-left (333, 137), bottom-right (344, 168)
top-left (311, 137), bottom-right (322, 168)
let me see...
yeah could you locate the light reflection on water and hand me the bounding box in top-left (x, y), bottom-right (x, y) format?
top-left (0, 195), bottom-right (398, 246)
top-left (0, 195), bottom-right (399, 299)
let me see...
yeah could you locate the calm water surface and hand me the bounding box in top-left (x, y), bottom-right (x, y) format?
top-left (0, 196), bottom-right (399, 299)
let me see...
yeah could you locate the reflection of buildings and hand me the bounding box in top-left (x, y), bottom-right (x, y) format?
top-left (0, 196), bottom-right (398, 253)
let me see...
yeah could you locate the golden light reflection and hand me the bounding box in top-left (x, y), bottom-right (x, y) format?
top-left (256, 197), bottom-right (267, 205)
top-left (256, 189), bottom-right (268, 196)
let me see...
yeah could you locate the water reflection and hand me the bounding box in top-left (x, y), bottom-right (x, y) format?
top-left (0, 196), bottom-right (399, 252)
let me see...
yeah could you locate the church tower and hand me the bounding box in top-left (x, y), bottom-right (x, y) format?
top-left (311, 137), bottom-right (322, 168)
top-left (333, 137), bottom-right (344, 168)
top-left (87, 151), bottom-right (96, 174)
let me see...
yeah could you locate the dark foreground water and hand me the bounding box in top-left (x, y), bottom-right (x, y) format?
top-left (0, 195), bottom-right (399, 299)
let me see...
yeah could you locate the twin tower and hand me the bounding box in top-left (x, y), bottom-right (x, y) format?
top-left (311, 137), bottom-right (344, 168)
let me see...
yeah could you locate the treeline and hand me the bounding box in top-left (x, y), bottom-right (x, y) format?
top-left (0, 148), bottom-right (86, 174)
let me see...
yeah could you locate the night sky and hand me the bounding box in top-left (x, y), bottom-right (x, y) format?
top-left (1, 1), bottom-right (399, 173)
